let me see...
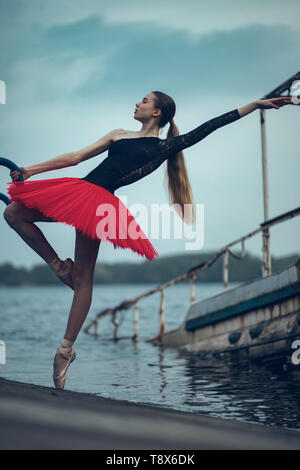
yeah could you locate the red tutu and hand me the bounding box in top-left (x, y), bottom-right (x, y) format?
top-left (6, 177), bottom-right (159, 261)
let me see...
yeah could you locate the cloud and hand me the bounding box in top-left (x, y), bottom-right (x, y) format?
top-left (1, 0), bottom-right (299, 267)
top-left (2, 0), bottom-right (300, 35)
top-left (7, 54), bottom-right (107, 104)
top-left (2, 12), bottom-right (299, 108)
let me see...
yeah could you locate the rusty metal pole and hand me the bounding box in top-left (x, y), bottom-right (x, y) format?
top-left (158, 289), bottom-right (165, 338)
top-left (223, 250), bottom-right (229, 291)
top-left (190, 274), bottom-right (196, 305)
top-left (260, 109), bottom-right (272, 277)
top-left (112, 312), bottom-right (119, 340)
top-left (133, 301), bottom-right (139, 342)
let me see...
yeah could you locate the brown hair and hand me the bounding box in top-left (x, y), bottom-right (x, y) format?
top-left (152, 91), bottom-right (196, 224)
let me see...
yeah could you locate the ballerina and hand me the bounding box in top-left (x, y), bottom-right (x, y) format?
top-left (5, 91), bottom-right (292, 389)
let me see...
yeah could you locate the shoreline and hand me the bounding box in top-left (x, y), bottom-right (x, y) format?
top-left (0, 376), bottom-right (299, 450)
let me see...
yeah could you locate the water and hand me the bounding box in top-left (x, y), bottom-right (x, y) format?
top-left (1, 283), bottom-right (300, 431)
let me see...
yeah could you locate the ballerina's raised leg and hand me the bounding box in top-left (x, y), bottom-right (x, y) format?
top-left (3, 201), bottom-right (74, 289)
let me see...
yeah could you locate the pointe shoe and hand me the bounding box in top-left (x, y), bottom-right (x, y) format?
top-left (56, 258), bottom-right (74, 290)
top-left (53, 349), bottom-right (76, 390)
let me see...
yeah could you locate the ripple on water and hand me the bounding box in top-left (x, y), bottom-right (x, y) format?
top-left (1, 284), bottom-right (300, 431)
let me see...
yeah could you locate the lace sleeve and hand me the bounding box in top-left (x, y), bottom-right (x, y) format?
top-left (158, 108), bottom-right (241, 158)
top-left (109, 108), bottom-right (241, 190)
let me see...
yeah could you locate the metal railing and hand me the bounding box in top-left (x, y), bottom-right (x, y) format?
top-left (0, 158), bottom-right (24, 205)
top-left (259, 70), bottom-right (300, 276)
top-left (84, 206), bottom-right (300, 340)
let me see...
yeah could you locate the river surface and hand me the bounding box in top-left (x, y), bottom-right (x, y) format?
top-left (1, 283), bottom-right (300, 431)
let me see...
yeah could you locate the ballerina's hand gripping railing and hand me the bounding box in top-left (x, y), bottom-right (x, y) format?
top-left (84, 206), bottom-right (300, 341)
top-left (0, 157), bottom-right (24, 205)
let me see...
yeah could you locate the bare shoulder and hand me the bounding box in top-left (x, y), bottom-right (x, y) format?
top-left (110, 128), bottom-right (128, 142)
top-left (110, 128), bottom-right (143, 142)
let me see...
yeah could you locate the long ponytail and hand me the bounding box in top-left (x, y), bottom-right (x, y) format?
top-left (152, 91), bottom-right (196, 224)
top-left (164, 119), bottom-right (196, 224)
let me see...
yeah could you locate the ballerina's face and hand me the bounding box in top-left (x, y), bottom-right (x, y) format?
top-left (134, 92), bottom-right (161, 122)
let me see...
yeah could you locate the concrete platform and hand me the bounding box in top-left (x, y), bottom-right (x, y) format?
top-left (0, 376), bottom-right (299, 450)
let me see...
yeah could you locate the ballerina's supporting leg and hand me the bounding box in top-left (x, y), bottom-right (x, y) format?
top-left (63, 229), bottom-right (101, 342)
top-left (53, 229), bottom-right (100, 387)
top-left (3, 201), bottom-right (74, 289)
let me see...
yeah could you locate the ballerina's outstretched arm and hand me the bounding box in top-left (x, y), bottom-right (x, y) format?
top-left (158, 96), bottom-right (293, 158)
top-left (9, 128), bottom-right (125, 182)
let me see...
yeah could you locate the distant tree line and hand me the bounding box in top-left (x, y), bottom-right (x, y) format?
top-left (0, 251), bottom-right (299, 287)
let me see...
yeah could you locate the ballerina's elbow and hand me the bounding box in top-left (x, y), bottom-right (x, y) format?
top-left (72, 152), bottom-right (84, 165)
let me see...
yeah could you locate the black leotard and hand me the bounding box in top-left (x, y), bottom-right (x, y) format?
top-left (80, 108), bottom-right (241, 194)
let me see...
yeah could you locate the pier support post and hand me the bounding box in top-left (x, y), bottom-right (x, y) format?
top-left (190, 274), bottom-right (196, 305)
top-left (133, 300), bottom-right (139, 342)
top-left (112, 312), bottom-right (119, 340)
top-left (260, 109), bottom-right (272, 277)
top-left (158, 289), bottom-right (165, 338)
top-left (93, 320), bottom-right (99, 337)
top-left (223, 250), bottom-right (229, 291)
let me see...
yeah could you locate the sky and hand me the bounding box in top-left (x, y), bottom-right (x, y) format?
top-left (0, 0), bottom-right (299, 268)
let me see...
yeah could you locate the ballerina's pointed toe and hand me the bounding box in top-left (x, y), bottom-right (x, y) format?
top-left (53, 349), bottom-right (76, 390)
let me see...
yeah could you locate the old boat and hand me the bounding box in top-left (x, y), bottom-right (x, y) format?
top-left (156, 258), bottom-right (300, 358)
